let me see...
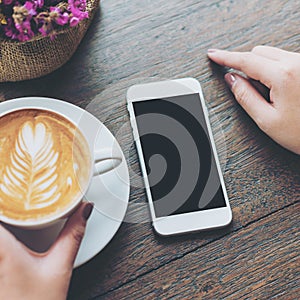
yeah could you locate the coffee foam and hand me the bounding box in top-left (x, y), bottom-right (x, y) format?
top-left (0, 109), bottom-right (91, 222)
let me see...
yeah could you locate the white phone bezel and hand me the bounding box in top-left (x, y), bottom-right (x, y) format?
top-left (127, 78), bottom-right (232, 235)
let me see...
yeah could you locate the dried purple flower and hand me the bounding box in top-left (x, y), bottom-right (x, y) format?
top-left (2, 0), bottom-right (14, 5)
top-left (33, 0), bottom-right (44, 9)
top-left (49, 6), bottom-right (68, 25)
top-left (36, 11), bottom-right (53, 37)
top-left (0, 0), bottom-right (89, 41)
top-left (68, 0), bottom-right (88, 27)
top-left (3, 18), bottom-right (18, 39)
top-left (10, 2), bottom-right (36, 41)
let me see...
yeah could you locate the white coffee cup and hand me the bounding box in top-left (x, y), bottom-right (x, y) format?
top-left (0, 105), bottom-right (122, 230)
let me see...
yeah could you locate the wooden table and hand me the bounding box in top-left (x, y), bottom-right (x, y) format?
top-left (1, 0), bottom-right (299, 299)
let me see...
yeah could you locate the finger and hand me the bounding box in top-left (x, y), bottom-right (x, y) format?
top-left (251, 45), bottom-right (290, 61)
top-left (225, 73), bottom-right (277, 134)
top-left (0, 224), bottom-right (21, 256)
top-left (0, 223), bottom-right (50, 258)
top-left (208, 49), bottom-right (277, 88)
top-left (46, 202), bottom-right (94, 270)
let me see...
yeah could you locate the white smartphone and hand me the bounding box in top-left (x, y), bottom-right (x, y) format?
top-left (127, 78), bottom-right (232, 235)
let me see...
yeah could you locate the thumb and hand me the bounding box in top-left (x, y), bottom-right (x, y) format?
top-left (46, 201), bottom-right (94, 269)
top-left (224, 73), bottom-right (276, 133)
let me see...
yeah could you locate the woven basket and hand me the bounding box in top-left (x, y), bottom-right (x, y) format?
top-left (0, 0), bottom-right (100, 82)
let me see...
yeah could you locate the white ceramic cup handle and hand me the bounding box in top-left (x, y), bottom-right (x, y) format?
top-left (93, 148), bottom-right (122, 176)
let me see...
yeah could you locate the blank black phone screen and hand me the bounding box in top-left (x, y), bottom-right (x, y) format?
top-left (133, 93), bottom-right (227, 217)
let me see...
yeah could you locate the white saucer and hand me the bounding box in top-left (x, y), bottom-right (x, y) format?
top-left (0, 97), bottom-right (130, 268)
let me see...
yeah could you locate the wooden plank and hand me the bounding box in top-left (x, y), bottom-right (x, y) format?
top-left (93, 202), bottom-right (300, 299)
top-left (1, 0), bottom-right (299, 102)
top-left (61, 0), bottom-right (300, 298)
top-left (67, 76), bottom-right (300, 298)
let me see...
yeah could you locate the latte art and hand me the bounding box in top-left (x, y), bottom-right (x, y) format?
top-left (2, 121), bottom-right (61, 210)
top-left (0, 109), bottom-right (91, 222)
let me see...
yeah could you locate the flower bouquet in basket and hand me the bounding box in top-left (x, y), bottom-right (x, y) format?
top-left (0, 0), bottom-right (99, 82)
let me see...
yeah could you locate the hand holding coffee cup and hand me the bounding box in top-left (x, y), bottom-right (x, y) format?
top-left (0, 107), bottom-right (122, 229)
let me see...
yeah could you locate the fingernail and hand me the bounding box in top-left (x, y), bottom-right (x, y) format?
top-left (224, 73), bottom-right (236, 89)
top-left (82, 202), bottom-right (94, 221)
top-left (207, 48), bottom-right (218, 54)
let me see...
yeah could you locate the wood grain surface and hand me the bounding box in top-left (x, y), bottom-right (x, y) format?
top-left (0, 0), bottom-right (299, 299)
